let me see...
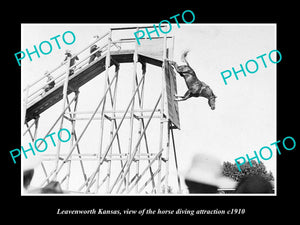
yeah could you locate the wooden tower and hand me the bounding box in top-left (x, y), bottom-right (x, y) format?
top-left (23, 26), bottom-right (182, 194)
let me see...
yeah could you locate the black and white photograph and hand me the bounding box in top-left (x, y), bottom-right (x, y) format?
top-left (3, 5), bottom-right (298, 221)
top-left (20, 23), bottom-right (277, 195)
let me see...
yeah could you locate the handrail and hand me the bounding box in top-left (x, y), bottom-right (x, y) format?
top-left (23, 26), bottom-right (172, 113)
top-left (23, 31), bottom-right (110, 92)
top-left (24, 32), bottom-right (113, 108)
top-left (25, 39), bottom-right (121, 108)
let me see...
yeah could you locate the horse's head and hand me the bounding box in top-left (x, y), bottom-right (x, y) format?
top-left (208, 94), bottom-right (217, 110)
top-left (201, 86), bottom-right (217, 110)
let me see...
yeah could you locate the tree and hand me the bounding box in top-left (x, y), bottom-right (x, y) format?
top-left (222, 160), bottom-right (274, 183)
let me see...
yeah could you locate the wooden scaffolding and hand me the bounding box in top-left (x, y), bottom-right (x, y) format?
top-left (22, 26), bottom-right (182, 194)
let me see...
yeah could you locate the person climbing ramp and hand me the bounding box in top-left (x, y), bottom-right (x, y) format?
top-left (41, 71), bottom-right (55, 96)
top-left (89, 35), bottom-right (102, 64)
top-left (64, 49), bottom-right (79, 76)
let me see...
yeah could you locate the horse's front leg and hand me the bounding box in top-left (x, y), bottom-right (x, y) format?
top-left (167, 60), bottom-right (181, 73)
top-left (174, 94), bottom-right (183, 98)
top-left (174, 90), bottom-right (192, 101)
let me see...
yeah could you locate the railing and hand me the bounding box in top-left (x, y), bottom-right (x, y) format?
top-left (23, 31), bottom-right (111, 109)
top-left (23, 26), bottom-right (171, 116)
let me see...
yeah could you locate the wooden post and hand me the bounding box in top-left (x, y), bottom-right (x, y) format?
top-left (171, 128), bottom-right (182, 193)
top-left (105, 65), bottom-right (120, 193)
top-left (95, 30), bottom-right (112, 193)
top-left (164, 123), bottom-right (171, 192)
top-left (65, 91), bottom-right (80, 189)
top-left (125, 27), bottom-right (139, 193)
top-left (134, 63), bottom-right (146, 193)
top-left (53, 57), bottom-right (71, 181)
top-left (156, 32), bottom-right (168, 194)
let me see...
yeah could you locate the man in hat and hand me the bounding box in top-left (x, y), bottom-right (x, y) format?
top-left (41, 71), bottom-right (55, 95)
top-left (235, 175), bottom-right (273, 193)
top-left (89, 35), bottom-right (102, 64)
top-left (185, 153), bottom-right (236, 193)
top-left (64, 49), bottom-right (79, 76)
top-left (23, 157), bottom-right (63, 194)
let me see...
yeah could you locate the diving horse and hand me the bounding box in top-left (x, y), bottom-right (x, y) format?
top-left (167, 50), bottom-right (217, 110)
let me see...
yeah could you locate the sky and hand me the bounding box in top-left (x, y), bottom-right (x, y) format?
top-left (21, 23), bottom-right (277, 194)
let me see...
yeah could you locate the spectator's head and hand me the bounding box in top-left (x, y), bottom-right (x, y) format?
top-left (23, 157), bottom-right (41, 190)
top-left (23, 169), bottom-right (34, 189)
top-left (185, 153), bottom-right (236, 193)
top-left (23, 157), bottom-right (64, 194)
top-left (65, 49), bottom-right (72, 56)
top-left (235, 175), bottom-right (273, 193)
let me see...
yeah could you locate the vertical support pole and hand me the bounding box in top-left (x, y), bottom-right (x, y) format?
top-left (171, 128), bottom-right (182, 193)
top-left (22, 115), bottom-right (40, 187)
top-left (65, 91), bottom-right (80, 190)
top-left (54, 58), bottom-right (71, 180)
top-left (132, 65), bottom-right (156, 191)
top-left (134, 62), bottom-right (146, 193)
top-left (105, 65), bottom-right (120, 193)
top-left (125, 28), bottom-right (139, 193)
top-left (157, 32), bottom-right (168, 194)
top-left (164, 123), bottom-right (171, 192)
top-left (95, 30), bottom-right (112, 193)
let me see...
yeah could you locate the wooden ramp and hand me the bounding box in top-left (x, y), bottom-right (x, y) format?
top-left (25, 50), bottom-right (163, 123)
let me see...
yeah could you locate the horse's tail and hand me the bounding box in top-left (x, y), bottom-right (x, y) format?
top-left (181, 49), bottom-right (190, 67)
